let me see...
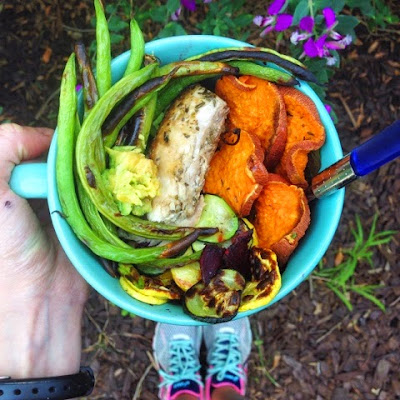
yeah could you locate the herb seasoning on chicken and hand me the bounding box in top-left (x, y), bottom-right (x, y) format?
top-left (148, 84), bottom-right (229, 226)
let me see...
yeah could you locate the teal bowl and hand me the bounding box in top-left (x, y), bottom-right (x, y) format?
top-left (10, 36), bottom-right (344, 325)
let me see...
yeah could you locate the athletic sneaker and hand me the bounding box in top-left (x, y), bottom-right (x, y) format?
top-left (203, 318), bottom-right (252, 400)
top-left (153, 323), bottom-right (204, 400)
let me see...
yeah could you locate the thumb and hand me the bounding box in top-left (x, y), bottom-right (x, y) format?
top-left (0, 123), bottom-right (53, 188)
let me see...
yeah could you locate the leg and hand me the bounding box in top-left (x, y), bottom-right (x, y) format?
top-left (176, 395), bottom-right (198, 400)
top-left (212, 386), bottom-right (246, 400)
top-left (203, 317), bottom-right (252, 400)
top-left (153, 323), bottom-right (204, 400)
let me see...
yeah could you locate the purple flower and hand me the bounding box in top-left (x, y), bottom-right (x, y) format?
top-left (171, 7), bottom-right (181, 21)
top-left (329, 30), bottom-right (342, 40)
top-left (340, 34), bottom-right (353, 46)
top-left (181, 0), bottom-right (196, 11)
top-left (75, 84), bottom-right (83, 92)
top-left (290, 31), bottom-right (310, 45)
top-left (290, 16), bottom-right (314, 45)
top-left (323, 7), bottom-right (336, 29)
top-left (325, 56), bottom-right (337, 66)
top-left (253, 15), bottom-right (272, 27)
top-left (299, 16), bottom-right (314, 33)
top-left (268, 0), bottom-right (286, 15)
top-left (303, 34), bottom-right (328, 58)
top-left (254, 0), bottom-right (292, 36)
top-left (275, 14), bottom-right (293, 31)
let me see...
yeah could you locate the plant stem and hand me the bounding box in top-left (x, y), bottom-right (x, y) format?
top-left (252, 327), bottom-right (281, 388)
top-left (308, 0), bottom-right (314, 19)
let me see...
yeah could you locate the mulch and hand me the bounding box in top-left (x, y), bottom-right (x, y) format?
top-left (1, 1), bottom-right (399, 399)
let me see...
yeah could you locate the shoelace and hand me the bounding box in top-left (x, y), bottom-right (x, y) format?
top-left (208, 332), bottom-right (245, 382)
top-left (159, 339), bottom-right (202, 387)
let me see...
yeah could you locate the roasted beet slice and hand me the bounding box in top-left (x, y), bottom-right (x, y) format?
top-left (200, 244), bottom-right (225, 285)
top-left (222, 229), bottom-right (253, 280)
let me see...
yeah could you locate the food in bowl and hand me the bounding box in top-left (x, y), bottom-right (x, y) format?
top-left (55, 1), bottom-right (330, 323)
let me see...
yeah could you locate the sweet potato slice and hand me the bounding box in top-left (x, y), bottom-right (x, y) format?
top-left (215, 75), bottom-right (287, 169)
top-left (275, 87), bottom-right (325, 188)
top-left (204, 129), bottom-right (268, 217)
top-left (252, 177), bottom-right (310, 265)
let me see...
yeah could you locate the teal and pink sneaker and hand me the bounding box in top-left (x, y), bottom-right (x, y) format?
top-left (153, 323), bottom-right (204, 400)
top-left (204, 318), bottom-right (252, 400)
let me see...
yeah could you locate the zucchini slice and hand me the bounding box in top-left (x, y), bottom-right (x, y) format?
top-left (196, 194), bottom-right (239, 243)
top-left (119, 264), bottom-right (181, 301)
top-left (171, 261), bottom-right (202, 292)
top-left (239, 247), bottom-right (281, 312)
top-left (183, 269), bottom-right (245, 323)
top-left (120, 277), bottom-right (169, 305)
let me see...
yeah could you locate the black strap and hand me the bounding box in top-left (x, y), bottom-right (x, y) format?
top-left (0, 366), bottom-right (94, 400)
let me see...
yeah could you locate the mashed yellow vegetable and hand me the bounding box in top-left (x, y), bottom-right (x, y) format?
top-left (103, 146), bottom-right (160, 216)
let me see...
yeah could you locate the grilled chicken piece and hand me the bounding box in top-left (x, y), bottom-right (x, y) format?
top-left (148, 84), bottom-right (229, 226)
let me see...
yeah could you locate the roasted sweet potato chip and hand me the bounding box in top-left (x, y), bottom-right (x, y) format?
top-left (204, 129), bottom-right (268, 217)
top-left (252, 176), bottom-right (310, 265)
top-left (215, 75), bottom-right (287, 169)
top-left (275, 87), bottom-right (325, 188)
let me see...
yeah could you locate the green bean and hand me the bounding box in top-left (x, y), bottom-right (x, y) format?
top-left (188, 47), bottom-right (318, 83)
top-left (227, 61), bottom-right (299, 86)
top-left (75, 64), bottom-right (197, 239)
top-left (187, 46), bottom-right (307, 68)
top-left (136, 251), bottom-right (202, 274)
top-left (73, 50), bottom-right (128, 246)
top-left (103, 66), bottom-right (176, 148)
top-left (56, 55), bottom-right (199, 265)
top-left (94, 0), bottom-right (112, 97)
top-left (114, 109), bottom-right (143, 146)
top-left (135, 94), bottom-right (157, 151)
top-left (76, 178), bottom-right (131, 248)
top-left (123, 18), bottom-right (144, 77)
top-left (75, 42), bottom-right (98, 112)
top-left (157, 60), bottom-right (238, 77)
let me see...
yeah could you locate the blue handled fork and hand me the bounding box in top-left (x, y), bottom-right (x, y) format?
top-left (309, 119), bottom-right (400, 200)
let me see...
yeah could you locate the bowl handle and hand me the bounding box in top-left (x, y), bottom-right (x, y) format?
top-left (9, 163), bottom-right (48, 199)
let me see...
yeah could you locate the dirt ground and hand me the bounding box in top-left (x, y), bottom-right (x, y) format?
top-left (1, 1), bottom-right (399, 399)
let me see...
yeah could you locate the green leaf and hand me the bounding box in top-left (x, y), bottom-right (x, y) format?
top-left (308, 82), bottom-right (328, 103)
top-left (314, 0), bottom-right (345, 13)
top-left (151, 5), bottom-right (169, 23)
top-left (166, 0), bottom-right (181, 13)
top-left (336, 15), bottom-right (360, 35)
top-left (351, 286), bottom-right (386, 312)
top-left (292, 0), bottom-right (309, 25)
top-left (233, 14), bottom-right (253, 28)
top-left (137, 276), bottom-right (145, 289)
top-left (213, 25), bottom-right (221, 36)
top-left (110, 33), bottom-right (124, 45)
top-left (108, 16), bottom-right (129, 32)
top-left (105, 3), bottom-right (118, 14)
top-left (157, 22), bottom-right (187, 39)
top-left (345, 0), bottom-right (374, 16)
top-left (120, 309), bottom-right (129, 317)
top-left (327, 282), bottom-right (353, 311)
